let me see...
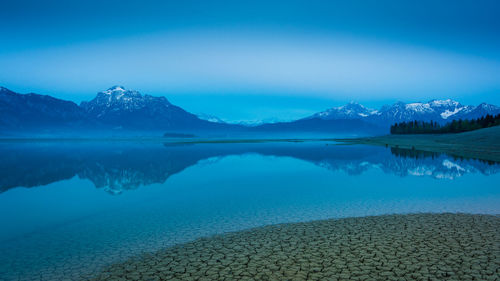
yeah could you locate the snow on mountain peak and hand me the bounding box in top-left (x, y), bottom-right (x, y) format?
top-left (98, 86), bottom-right (143, 101)
top-left (81, 86), bottom-right (173, 116)
top-left (398, 99), bottom-right (465, 118)
top-left (428, 99), bottom-right (461, 107)
top-left (440, 108), bottom-right (463, 119)
top-left (340, 101), bottom-right (368, 110)
top-left (313, 101), bottom-right (377, 120)
top-left (104, 85), bottom-right (127, 93)
top-left (405, 102), bottom-right (432, 112)
top-left (196, 113), bottom-right (226, 123)
top-left (309, 98), bottom-right (499, 124)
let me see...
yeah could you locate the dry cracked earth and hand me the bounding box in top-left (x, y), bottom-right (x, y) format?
top-left (92, 213), bottom-right (500, 281)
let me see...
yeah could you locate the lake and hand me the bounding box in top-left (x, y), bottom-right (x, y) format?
top-left (0, 140), bottom-right (499, 280)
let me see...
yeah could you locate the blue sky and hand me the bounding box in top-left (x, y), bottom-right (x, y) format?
top-left (1, 0), bottom-right (500, 121)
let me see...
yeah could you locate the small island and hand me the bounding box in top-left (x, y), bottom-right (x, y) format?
top-left (163, 132), bottom-right (197, 138)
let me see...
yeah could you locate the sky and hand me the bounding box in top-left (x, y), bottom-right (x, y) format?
top-left (1, 0), bottom-right (500, 122)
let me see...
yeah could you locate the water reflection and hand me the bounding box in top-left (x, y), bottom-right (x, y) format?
top-left (0, 141), bottom-right (498, 194)
top-left (1, 141), bottom-right (499, 281)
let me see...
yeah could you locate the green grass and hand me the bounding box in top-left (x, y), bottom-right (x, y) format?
top-left (337, 126), bottom-right (500, 162)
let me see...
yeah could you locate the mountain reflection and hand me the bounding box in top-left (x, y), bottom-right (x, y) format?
top-left (0, 141), bottom-right (498, 194)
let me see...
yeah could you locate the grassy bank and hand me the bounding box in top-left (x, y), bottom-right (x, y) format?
top-left (337, 126), bottom-right (500, 162)
top-left (92, 213), bottom-right (499, 281)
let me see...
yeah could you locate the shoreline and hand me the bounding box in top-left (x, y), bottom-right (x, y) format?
top-left (0, 137), bottom-right (336, 144)
top-left (91, 213), bottom-right (500, 281)
top-left (2, 127), bottom-right (499, 162)
top-left (336, 126), bottom-right (500, 162)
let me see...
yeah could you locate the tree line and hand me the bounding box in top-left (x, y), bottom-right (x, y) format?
top-left (390, 114), bottom-right (500, 134)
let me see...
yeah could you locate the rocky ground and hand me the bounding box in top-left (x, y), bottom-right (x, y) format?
top-left (92, 213), bottom-right (500, 280)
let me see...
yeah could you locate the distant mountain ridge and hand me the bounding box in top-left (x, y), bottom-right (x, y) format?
top-left (1, 86), bottom-right (499, 136)
top-left (0, 86), bottom-right (237, 134)
top-left (79, 86), bottom-right (217, 130)
top-left (310, 99), bottom-right (500, 126)
top-left (0, 86), bottom-right (90, 130)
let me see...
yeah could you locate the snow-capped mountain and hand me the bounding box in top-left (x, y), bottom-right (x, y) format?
top-left (453, 103), bottom-right (500, 120)
top-left (81, 86), bottom-right (175, 117)
top-left (309, 101), bottom-right (378, 120)
top-left (0, 86), bottom-right (240, 133)
top-left (311, 99), bottom-right (500, 126)
top-left (196, 113), bottom-right (226, 123)
top-left (80, 86), bottom-right (154, 115)
top-left (1, 85), bottom-right (499, 135)
top-left (79, 86), bottom-right (214, 130)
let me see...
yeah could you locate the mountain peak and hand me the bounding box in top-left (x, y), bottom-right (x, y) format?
top-left (106, 85), bottom-right (127, 92)
top-left (341, 101), bottom-right (366, 109)
top-left (0, 86), bottom-right (14, 94)
top-left (196, 113), bottom-right (226, 123)
top-left (428, 99), bottom-right (461, 107)
top-left (404, 102), bottom-right (432, 112)
top-left (476, 103), bottom-right (500, 111)
top-left (96, 86), bottom-right (143, 101)
top-left (80, 87), bottom-right (182, 126)
top-left (308, 98), bottom-right (500, 125)
top-left (312, 101), bottom-right (376, 120)
top-left (101, 86), bottom-right (139, 96)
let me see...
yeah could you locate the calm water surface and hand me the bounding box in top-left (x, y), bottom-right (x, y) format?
top-left (0, 141), bottom-right (499, 280)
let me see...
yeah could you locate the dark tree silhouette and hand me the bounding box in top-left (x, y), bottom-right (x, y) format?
top-left (390, 114), bottom-right (500, 134)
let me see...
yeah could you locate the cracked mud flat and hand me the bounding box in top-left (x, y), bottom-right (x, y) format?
top-left (92, 213), bottom-right (500, 281)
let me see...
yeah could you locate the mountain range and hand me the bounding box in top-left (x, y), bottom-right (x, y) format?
top-left (0, 86), bottom-right (234, 135)
top-left (309, 99), bottom-right (500, 126)
top-left (1, 85), bottom-right (499, 136)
